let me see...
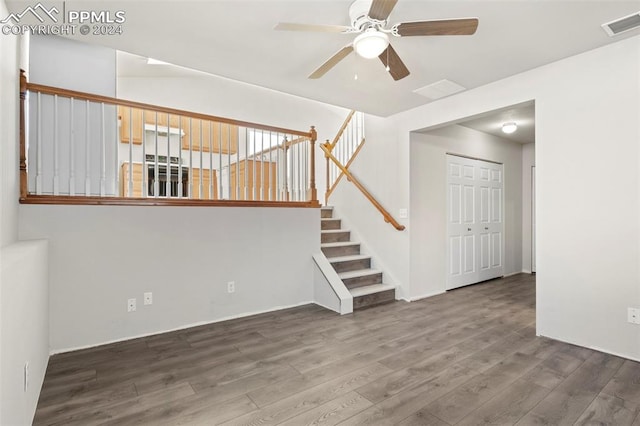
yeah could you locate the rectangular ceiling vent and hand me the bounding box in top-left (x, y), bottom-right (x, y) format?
top-left (413, 79), bottom-right (466, 101)
top-left (602, 11), bottom-right (640, 37)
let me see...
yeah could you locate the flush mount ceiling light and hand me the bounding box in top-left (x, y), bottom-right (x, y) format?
top-left (502, 122), bottom-right (518, 134)
top-left (353, 28), bottom-right (389, 59)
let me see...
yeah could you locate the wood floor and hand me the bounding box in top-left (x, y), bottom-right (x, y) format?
top-left (34, 274), bottom-right (640, 425)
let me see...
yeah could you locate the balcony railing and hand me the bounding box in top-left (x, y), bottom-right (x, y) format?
top-left (19, 71), bottom-right (318, 208)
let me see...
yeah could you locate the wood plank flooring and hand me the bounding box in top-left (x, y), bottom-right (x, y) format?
top-left (33, 274), bottom-right (640, 425)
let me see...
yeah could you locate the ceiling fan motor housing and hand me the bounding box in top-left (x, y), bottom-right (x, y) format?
top-left (349, 0), bottom-right (386, 30)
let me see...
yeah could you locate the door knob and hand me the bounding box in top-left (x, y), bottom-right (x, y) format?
top-left (485, 227), bottom-right (489, 230)
top-left (467, 228), bottom-right (472, 231)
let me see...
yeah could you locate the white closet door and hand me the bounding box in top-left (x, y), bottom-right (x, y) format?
top-left (446, 156), bottom-right (479, 289)
top-left (447, 155), bottom-right (504, 290)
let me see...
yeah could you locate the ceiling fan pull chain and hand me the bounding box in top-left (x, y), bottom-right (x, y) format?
top-left (386, 47), bottom-right (391, 72)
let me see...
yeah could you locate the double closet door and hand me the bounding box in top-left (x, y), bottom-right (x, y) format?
top-left (446, 155), bottom-right (504, 290)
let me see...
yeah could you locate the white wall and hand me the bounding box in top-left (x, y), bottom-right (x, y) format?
top-left (19, 204), bottom-right (319, 352)
top-left (29, 35), bottom-right (116, 97)
top-left (0, 2), bottom-right (20, 247)
top-left (409, 125), bottom-right (524, 299)
top-left (328, 114), bottom-right (409, 299)
top-left (1, 241), bottom-right (48, 426)
top-left (336, 35), bottom-right (640, 360)
top-left (0, 1), bottom-right (50, 423)
top-left (522, 143), bottom-right (535, 273)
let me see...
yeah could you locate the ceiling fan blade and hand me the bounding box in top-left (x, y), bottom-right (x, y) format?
top-left (395, 18), bottom-right (479, 36)
top-left (274, 22), bottom-right (352, 33)
top-left (379, 44), bottom-right (410, 81)
top-left (309, 45), bottom-right (354, 79)
top-left (368, 0), bottom-right (398, 21)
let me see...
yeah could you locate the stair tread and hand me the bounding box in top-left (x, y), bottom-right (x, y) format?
top-left (321, 229), bottom-right (349, 234)
top-left (350, 283), bottom-right (396, 297)
top-left (321, 206), bottom-right (334, 209)
top-left (321, 241), bottom-right (359, 248)
top-left (338, 269), bottom-right (382, 279)
top-left (329, 254), bottom-right (371, 263)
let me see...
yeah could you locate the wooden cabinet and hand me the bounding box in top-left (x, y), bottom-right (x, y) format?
top-left (229, 160), bottom-right (277, 201)
top-left (182, 120), bottom-right (238, 155)
top-left (120, 163), bottom-right (144, 197)
top-left (118, 106), bottom-right (238, 154)
top-left (190, 168), bottom-right (218, 200)
top-left (119, 107), bottom-right (144, 145)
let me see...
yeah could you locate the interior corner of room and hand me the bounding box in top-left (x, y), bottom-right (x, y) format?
top-left (1, 1), bottom-right (639, 424)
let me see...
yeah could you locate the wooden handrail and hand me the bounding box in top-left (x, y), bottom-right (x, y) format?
top-left (20, 75), bottom-right (319, 206)
top-left (320, 144), bottom-right (405, 231)
top-left (328, 110), bottom-right (355, 151)
top-left (21, 195), bottom-right (319, 208)
top-left (324, 137), bottom-right (366, 202)
top-left (26, 82), bottom-right (313, 139)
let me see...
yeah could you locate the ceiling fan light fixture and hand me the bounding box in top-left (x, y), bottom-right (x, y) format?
top-left (353, 29), bottom-right (389, 59)
top-left (502, 122), bottom-right (518, 134)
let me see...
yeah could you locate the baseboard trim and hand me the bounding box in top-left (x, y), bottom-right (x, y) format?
top-left (50, 300), bottom-right (316, 355)
top-left (313, 300), bottom-right (342, 315)
top-left (504, 271), bottom-right (531, 278)
top-left (537, 333), bottom-right (640, 363)
top-left (402, 290), bottom-right (446, 302)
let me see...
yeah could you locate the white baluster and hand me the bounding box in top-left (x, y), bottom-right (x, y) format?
top-left (84, 100), bottom-right (91, 195)
top-left (35, 92), bottom-right (42, 194)
top-left (53, 94), bottom-right (59, 195)
top-left (69, 98), bottom-right (75, 195)
top-left (100, 103), bottom-right (106, 196)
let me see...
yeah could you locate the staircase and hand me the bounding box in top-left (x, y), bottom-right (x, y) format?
top-left (320, 206), bottom-right (396, 310)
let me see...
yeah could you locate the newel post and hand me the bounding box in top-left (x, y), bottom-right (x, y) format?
top-left (308, 126), bottom-right (318, 203)
top-left (323, 139), bottom-right (331, 206)
top-left (19, 69), bottom-right (27, 199)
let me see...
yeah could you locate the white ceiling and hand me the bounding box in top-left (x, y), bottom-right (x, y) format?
top-left (10, 0), bottom-right (640, 116)
top-left (460, 102), bottom-right (535, 144)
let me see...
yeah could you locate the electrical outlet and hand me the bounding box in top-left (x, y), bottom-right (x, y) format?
top-left (628, 307), bottom-right (640, 324)
top-left (227, 281), bottom-right (235, 293)
top-left (399, 208), bottom-right (408, 219)
top-left (24, 362), bottom-right (29, 392)
top-left (144, 292), bottom-right (153, 305)
top-left (127, 298), bottom-right (136, 312)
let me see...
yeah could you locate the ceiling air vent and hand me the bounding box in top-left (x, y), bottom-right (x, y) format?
top-left (602, 11), bottom-right (640, 37)
top-left (413, 79), bottom-right (466, 101)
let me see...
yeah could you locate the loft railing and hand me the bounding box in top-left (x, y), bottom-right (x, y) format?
top-left (322, 110), bottom-right (405, 231)
top-left (18, 70), bottom-right (318, 207)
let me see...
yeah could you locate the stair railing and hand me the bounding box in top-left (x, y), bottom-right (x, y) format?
top-left (323, 110), bottom-right (365, 205)
top-left (321, 111), bottom-right (405, 231)
top-left (19, 70), bottom-right (318, 207)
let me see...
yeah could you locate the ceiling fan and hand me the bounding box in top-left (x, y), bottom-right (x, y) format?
top-left (275, 0), bottom-right (478, 81)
